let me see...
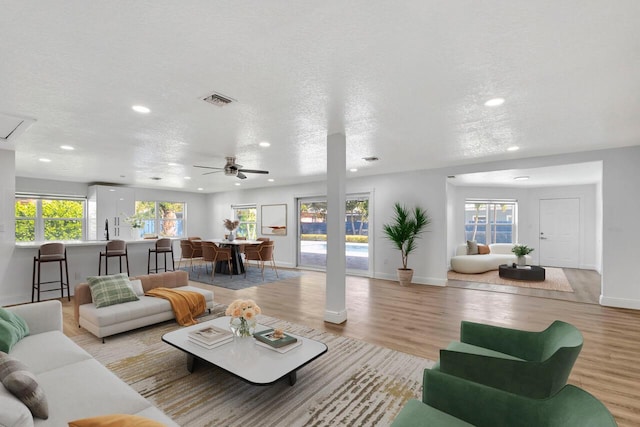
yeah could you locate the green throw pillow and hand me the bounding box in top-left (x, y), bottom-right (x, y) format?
top-left (86, 273), bottom-right (139, 308)
top-left (0, 308), bottom-right (29, 353)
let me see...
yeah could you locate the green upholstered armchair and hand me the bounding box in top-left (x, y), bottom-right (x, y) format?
top-left (391, 369), bottom-right (617, 427)
top-left (432, 320), bottom-right (583, 398)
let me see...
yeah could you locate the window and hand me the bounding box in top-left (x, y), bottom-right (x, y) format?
top-left (464, 200), bottom-right (517, 244)
top-left (232, 205), bottom-right (257, 239)
top-left (15, 196), bottom-right (85, 242)
top-left (134, 201), bottom-right (185, 237)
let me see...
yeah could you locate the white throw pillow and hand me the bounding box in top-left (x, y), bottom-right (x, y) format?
top-left (127, 279), bottom-right (145, 296)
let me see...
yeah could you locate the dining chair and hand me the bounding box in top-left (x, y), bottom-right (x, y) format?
top-left (201, 241), bottom-right (233, 279)
top-left (178, 239), bottom-right (202, 270)
top-left (245, 240), bottom-right (278, 279)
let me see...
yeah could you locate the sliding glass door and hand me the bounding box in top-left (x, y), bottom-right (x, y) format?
top-left (297, 194), bottom-right (370, 275)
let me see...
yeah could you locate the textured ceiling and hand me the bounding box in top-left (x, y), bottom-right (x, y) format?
top-left (1, 1), bottom-right (639, 192)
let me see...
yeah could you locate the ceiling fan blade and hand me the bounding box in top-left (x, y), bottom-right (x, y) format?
top-left (194, 165), bottom-right (224, 170)
top-left (238, 168), bottom-right (269, 174)
top-left (202, 170), bottom-right (223, 176)
top-left (237, 172), bottom-right (247, 179)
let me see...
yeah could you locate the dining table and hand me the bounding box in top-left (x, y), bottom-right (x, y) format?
top-left (205, 238), bottom-right (262, 275)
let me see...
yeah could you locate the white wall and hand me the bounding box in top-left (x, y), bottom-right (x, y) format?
top-left (0, 150), bottom-right (16, 303)
top-left (450, 183), bottom-right (599, 270)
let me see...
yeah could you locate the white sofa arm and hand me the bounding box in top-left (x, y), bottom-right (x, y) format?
top-left (6, 300), bottom-right (63, 335)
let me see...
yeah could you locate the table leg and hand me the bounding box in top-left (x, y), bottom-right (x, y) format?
top-left (187, 354), bottom-right (198, 373)
top-left (288, 370), bottom-right (297, 386)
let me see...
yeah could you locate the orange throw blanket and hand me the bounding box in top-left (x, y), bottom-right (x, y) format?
top-left (145, 288), bottom-right (206, 326)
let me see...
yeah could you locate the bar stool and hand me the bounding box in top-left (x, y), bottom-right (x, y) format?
top-left (148, 238), bottom-right (175, 274)
top-left (32, 242), bottom-right (70, 303)
top-left (98, 240), bottom-right (129, 276)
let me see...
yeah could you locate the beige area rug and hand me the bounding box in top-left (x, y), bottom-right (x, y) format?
top-left (72, 307), bottom-right (434, 427)
top-left (447, 267), bottom-right (574, 292)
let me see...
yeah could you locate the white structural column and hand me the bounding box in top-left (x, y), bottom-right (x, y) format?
top-left (324, 133), bottom-right (347, 324)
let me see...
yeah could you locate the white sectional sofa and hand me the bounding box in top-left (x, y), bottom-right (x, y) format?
top-left (3, 300), bottom-right (179, 426)
top-left (450, 243), bottom-right (532, 274)
top-left (74, 270), bottom-right (214, 341)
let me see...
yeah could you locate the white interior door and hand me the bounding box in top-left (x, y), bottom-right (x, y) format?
top-left (539, 198), bottom-right (580, 267)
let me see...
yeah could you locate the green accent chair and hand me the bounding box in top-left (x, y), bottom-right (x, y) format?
top-left (391, 369), bottom-right (617, 427)
top-left (432, 320), bottom-right (583, 398)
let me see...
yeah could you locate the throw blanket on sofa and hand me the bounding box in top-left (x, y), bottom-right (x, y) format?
top-left (145, 288), bottom-right (206, 326)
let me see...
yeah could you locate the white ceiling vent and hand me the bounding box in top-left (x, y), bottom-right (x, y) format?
top-left (202, 92), bottom-right (235, 107)
top-left (0, 112), bottom-right (36, 143)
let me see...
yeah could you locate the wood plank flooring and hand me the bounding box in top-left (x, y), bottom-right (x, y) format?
top-left (61, 270), bottom-right (640, 426)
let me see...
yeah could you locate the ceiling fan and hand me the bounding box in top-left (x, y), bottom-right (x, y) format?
top-left (194, 156), bottom-right (269, 180)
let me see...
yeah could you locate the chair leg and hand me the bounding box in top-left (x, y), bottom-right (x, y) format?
top-left (228, 258), bottom-right (232, 278)
top-left (125, 253), bottom-right (130, 275)
top-left (37, 259), bottom-right (42, 302)
top-left (59, 260), bottom-right (64, 299)
top-left (31, 257), bottom-right (37, 303)
top-left (98, 254), bottom-right (102, 276)
top-left (147, 249), bottom-right (152, 274)
top-left (64, 257), bottom-right (70, 301)
top-left (119, 255), bottom-right (122, 273)
top-left (271, 257), bottom-right (278, 278)
top-left (170, 250), bottom-right (175, 271)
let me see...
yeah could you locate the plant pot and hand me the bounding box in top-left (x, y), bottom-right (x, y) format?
top-left (397, 268), bottom-right (414, 286)
top-left (517, 256), bottom-right (526, 266)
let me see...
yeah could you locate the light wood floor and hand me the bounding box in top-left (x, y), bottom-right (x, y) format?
top-left (61, 270), bottom-right (640, 426)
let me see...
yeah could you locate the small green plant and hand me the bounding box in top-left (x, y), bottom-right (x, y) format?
top-left (512, 245), bottom-right (534, 257)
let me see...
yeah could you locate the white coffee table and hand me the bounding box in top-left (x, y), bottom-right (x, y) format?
top-left (162, 316), bottom-right (327, 386)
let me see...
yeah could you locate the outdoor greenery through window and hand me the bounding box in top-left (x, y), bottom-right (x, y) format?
top-left (232, 205), bottom-right (257, 239)
top-left (134, 201), bottom-right (185, 237)
top-left (464, 200), bottom-right (517, 244)
top-left (15, 197), bottom-right (85, 242)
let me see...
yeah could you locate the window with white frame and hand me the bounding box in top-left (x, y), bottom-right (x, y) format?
top-left (15, 195), bottom-right (85, 242)
top-left (232, 205), bottom-right (257, 239)
top-left (134, 201), bottom-right (185, 237)
top-left (464, 199), bottom-right (517, 245)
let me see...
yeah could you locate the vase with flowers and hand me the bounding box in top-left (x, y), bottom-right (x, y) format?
top-left (123, 212), bottom-right (145, 240)
top-left (223, 219), bottom-right (240, 241)
top-left (225, 299), bottom-right (261, 337)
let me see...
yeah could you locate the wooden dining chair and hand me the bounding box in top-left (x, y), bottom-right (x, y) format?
top-left (178, 239), bottom-right (202, 270)
top-left (201, 241), bottom-right (233, 279)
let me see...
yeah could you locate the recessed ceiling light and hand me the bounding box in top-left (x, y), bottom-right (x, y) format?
top-left (268, 178), bottom-right (275, 182)
top-left (132, 105), bottom-right (151, 114)
top-left (350, 168), bottom-right (358, 172)
top-left (150, 177), bottom-right (162, 180)
top-left (184, 176), bottom-right (191, 180)
top-left (38, 158), bottom-right (51, 163)
top-left (362, 156), bottom-right (379, 162)
top-left (484, 98), bottom-right (505, 107)
top-left (259, 141), bottom-right (271, 147)
top-left (507, 146), bottom-right (520, 152)
top-left (168, 162), bottom-right (178, 166)
top-left (60, 145), bottom-right (74, 150)
top-left (514, 176), bottom-right (530, 181)
top-left (108, 189), bottom-right (116, 192)
top-left (197, 187), bottom-right (204, 191)
top-left (235, 182), bottom-right (241, 186)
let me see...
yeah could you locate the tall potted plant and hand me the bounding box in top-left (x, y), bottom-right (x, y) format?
top-left (382, 202), bottom-right (431, 286)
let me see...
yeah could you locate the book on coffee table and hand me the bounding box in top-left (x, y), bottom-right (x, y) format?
top-left (255, 339), bottom-right (303, 353)
top-left (188, 325), bottom-right (233, 346)
top-left (254, 329), bottom-right (298, 348)
top-left (188, 336), bottom-right (233, 349)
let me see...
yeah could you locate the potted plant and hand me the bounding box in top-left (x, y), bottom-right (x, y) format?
top-left (382, 202), bottom-right (431, 286)
top-left (512, 245), bottom-right (534, 266)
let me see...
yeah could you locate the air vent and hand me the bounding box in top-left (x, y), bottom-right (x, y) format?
top-left (202, 92), bottom-right (235, 107)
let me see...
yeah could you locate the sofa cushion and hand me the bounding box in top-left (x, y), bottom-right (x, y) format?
top-left (466, 240), bottom-right (479, 255)
top-left (127, 279), bottom-right (145, 296)
top-left (9, 331), bottom-right (92, 375)
top-left (0, 308), bottom-right (30, 353)
top-left (87, 274), bottom-right (139, 308)
top-left (478, 244), bottom-right (490, 254)
top-left (0, 384), bottom-right (34, 427)
top-left (391, 399), bottom-right (474, 427)
top-left (36, 358), bottom-right (157, 426)
top-left (68, 414), bottom-right (167, 427)
top-left (0, 352), bottom-right (48, 419)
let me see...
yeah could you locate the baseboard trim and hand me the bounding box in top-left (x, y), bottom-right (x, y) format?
top-left (324, 309), bottom-right (347, 324)
top-left (599, 295), bottom-right (640, 310)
